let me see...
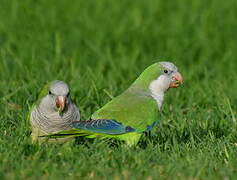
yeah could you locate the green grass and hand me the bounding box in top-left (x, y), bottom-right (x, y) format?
top-left (0, 0), bottom-right (237, 179)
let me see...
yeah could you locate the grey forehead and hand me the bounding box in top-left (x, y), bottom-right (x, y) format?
top-left (49, 80), bottom-right (69, 95)
top-left (159, 61), bottom-right (178, 71)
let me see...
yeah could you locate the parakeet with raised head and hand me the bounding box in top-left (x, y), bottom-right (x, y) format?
top-left (42, 62), bottom-right (183, 146)
top-left (30, 80), bottom-right (80, 142)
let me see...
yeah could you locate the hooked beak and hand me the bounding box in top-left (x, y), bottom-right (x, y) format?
top-left (169, 72), bottom-right (184, 88)
top-left (56, 96), bottom-right (66, 112)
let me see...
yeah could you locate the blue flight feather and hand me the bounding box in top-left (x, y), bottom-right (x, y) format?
top-left (72, 119), bottom-right (136, 135)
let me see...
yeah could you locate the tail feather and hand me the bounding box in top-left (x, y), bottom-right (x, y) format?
top-left (40, 128), bottom-right (141, 146)
top-left (39, 119), bottom-right (142, 146)
top-left (39, 129), bottom-right (102, 139)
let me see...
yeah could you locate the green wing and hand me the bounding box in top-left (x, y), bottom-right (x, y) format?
top-left (91, 90), bottom-right (159, 132)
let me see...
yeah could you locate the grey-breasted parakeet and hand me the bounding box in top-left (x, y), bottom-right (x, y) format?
top-left (30, 80), bottom-right (80, 142)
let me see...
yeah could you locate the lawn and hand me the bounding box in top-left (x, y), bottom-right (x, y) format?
top-left (0, 0), bottom-right (237, 179)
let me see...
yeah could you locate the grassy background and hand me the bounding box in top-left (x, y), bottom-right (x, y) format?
top-left (0, 0), bottom-right (237, 179)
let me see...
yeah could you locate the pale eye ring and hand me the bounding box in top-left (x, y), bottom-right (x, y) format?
top-left (164, 69), bottom-right (168, 74)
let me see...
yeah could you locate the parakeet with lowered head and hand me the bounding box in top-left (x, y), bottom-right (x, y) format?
top-left (30, 80), bottom-right (80, 142)
top-left (42, 62), bottom-right (183, 146)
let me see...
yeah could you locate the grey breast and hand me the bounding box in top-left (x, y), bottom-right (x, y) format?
top-left (31, 103), bottom-right (80, 134)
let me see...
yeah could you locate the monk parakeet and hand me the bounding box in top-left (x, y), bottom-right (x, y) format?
top-left (30, 80), bottom-right (80, 142)
top-left (42, 62), bottom-right (183, 146)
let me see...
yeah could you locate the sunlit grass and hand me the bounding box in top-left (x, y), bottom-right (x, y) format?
top-left (0, 0), bottom-right (236, 179)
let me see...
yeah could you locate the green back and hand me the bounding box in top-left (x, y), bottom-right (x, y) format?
top-left (91, 63), bottom-right (162, 131)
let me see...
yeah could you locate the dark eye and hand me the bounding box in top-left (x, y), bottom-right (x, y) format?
top-left (67, 92), bottom-right (70, 97)
top-left (164, 69), bottom-right (168, 74)
top-left (48, 91), bottom-right (52, 95)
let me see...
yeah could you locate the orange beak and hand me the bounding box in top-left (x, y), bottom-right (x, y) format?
top-left (169, 72), bottom-right (184, 88)
top-left (56, 96), bottom-right (66, 112)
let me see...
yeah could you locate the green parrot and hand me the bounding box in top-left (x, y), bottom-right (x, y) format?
top-left (42, 62), bottom-right (183, 146)
top-left (30, 80), bottom-right (80, 142)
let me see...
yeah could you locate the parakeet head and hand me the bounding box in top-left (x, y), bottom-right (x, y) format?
top-left (154, 61), bottom-right (183, 90)
top-left (132, 61), bottom-right (183, 108)
top-left (133, 61), bottom-right (183, 91)
top-left (39, 80), bottom-right (71, 114)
